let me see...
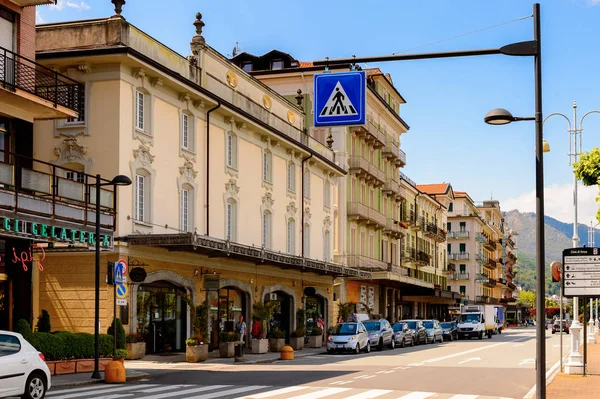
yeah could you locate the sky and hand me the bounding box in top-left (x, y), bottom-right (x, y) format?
top-left (36, 0), bottom-right (600, 227)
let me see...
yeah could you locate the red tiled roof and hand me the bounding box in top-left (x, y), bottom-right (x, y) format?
top-left (299, 61), bottom-right (314, 68)
top-left (417, 184), bottom-right (449, 195)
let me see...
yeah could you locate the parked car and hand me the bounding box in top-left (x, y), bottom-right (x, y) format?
top-left (441, 321), bottom-right (459, 341)
top-left (392, 322), bottom-right (414, 347)
top-left (327, 322), bottom-right (371, 354)
top-left (363, 319), bottom-right (395, 350)
top-left (403, 320), bottom-right (427, 345)
top-left (0, 330), bottom-right (51, 399)
top-left (552, 320), bottom-right (570, 334)
top-left (423, 320), bottom-right (444, 343)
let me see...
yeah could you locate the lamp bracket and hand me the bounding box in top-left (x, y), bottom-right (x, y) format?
top-left (499, 40), bottom-right (538, 57)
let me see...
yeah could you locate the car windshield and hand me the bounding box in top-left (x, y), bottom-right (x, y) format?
top-left (441, 322), bottom-right (452, 328)
top-left (423, 321), bottom-right (434, 329)
top-left (405, 321), bottom-right (417, 329)
top-left (392, 323), bottom-right (405, 332)
top-left (331, 323), bottom-right (358, 335)
top-left (363, 321), bottom-right (381, 331)
top-left (459, 314), bottom-right (481, 323)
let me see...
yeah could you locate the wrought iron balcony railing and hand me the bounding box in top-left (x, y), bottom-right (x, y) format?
top-left (448, 252), bottom-right (469, 261)
top-left (476, 295), bottom-right (489, 303)
top-left (1, 46), bottom-right (83, 113)
top-left (448, 272), bottom-right (470, 280)
top-left (335, 254), bottom-right (388, 272)
top-left (448, 230), bottom-right (469, 239)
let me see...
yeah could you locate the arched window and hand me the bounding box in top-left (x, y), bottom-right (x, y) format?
top-left (226, 199), bottom-right (237, 241)
top-left (287, 218), bottom-right (296, 255)
top-left (262, 210), bottom-right (272, 249)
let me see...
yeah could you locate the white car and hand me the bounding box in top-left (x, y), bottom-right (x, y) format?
top-left (0, 331), bottom-right (51, 399)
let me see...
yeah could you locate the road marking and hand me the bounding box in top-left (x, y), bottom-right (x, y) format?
top-left (353, 375), bottom-right (369, 379)
top-left (47, 385), bottom-right (161, 398)
top-left (512, 343), bottom-right (525, 347)
top-left (237, 386), bottom-right (309, 398)
top-left (457, 357), bottom-right (480, 365)
top-left (135, 385), bottom-right (233, 399)
top-left (519, 358), bottom-right (535, 366)
top-left (396, 392), bottom-right (435, 399)
top-left (186, 386), bottom-right (269, 399)
top-left (342, 389), bottom-right (393, 399)
top-left (418, 342), bottom-right (506, 364)
top-left (285, 387), bottom-right (352, 399)
top-left (449, 395), bottom-right (479, 399)
top-left (363, 375), bottom-right (376, 379)
top-left (137, 385), bottom-right (193, 393)
top-left (375, 370), bottom-right (395, 374)
top-left (408, 363), bottom-right (424, 366)
top-left (394, 366), bottom-right (409, 370)
top-left (330, 381), bottom-right (353, 385)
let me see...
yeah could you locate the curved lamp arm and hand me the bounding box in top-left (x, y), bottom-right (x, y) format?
top-left (579, 110), bottom-right (600, 131)
top-left (543, 112), bottom-right (572, 132)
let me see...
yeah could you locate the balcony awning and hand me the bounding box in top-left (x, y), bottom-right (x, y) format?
top-left (124, 233), bottom-right (371, 278)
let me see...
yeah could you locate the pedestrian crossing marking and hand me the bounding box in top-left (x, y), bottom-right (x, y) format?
top-left (286, 387), bottom-right (352, 399)
top-left (449, 395), bottom-right (479, 399)
top-left (319, 82), bottom-right (358, 117)
top-left (47, 384), bottom-right (160, 399)
top-left (187, 385), bottom-right (269, 399)
top-left (397, 393), bottom-right (435, 399)
top-left (237, 385), bottom-right (310, 398)
top-left (135, 385), bottom-right (233, 399)
top-left (342, 389), bottom-right (393, 399)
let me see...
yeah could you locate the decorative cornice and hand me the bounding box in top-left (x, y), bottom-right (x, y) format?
top-left (133, 68), bottom-right (146, 80)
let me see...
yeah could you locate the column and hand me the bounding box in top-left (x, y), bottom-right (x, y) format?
top-left (588, 298), bottom-right (597, 344)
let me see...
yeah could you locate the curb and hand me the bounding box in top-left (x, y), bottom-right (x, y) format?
top-left (234, 350), bottom-right (327, 365)
top-left (52, 372), bottom-right (151, 389)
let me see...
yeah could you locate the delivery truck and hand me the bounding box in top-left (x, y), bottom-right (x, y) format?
top-left (457, 305), bottom-right (496, 339)
top-left (494, 306), bottom-right (505, 334)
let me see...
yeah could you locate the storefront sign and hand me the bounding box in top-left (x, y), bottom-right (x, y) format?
top-left (129, 267), bottom-right (147, 283)
top-left (11, 243), bottom-right (45, 272)
top-left (0, 217), bottom-right (112, 248)
top-left (204, 275), bottom-right (220, 290)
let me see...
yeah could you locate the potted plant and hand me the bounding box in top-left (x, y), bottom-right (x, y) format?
top-left (125, 333), bottom-right (146, 360)
top-left (184, 298), bottom-right (209, 363)
top-left (268, 328), bottom-right (285, 352)
top-left (251, 301), bottom-right (274, 354)
top-left (289, 329), bottom-right (305, 350)
top-left (219, 331), bottom-right (237, 358)
top-left (307, 326), bottom-right (323, 348)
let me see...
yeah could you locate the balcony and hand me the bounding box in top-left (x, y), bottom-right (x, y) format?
top-left (397, 148), bottom-right (407, 167)
top-left (382, 177), bottom-right (403, 198)
top-left (404, 248), bottom-right (418, 261)
top-left (384, 218), bottom-right (405, 239)
top-left (507, 282), bottom-right (517, 290)
top-left (507, 237), bottom-right (516, 248)
top-left (0, 152), bottom-right (116, 233)
top-left (506, 268), bottom-right (515, 279)
top-left (349, 121), bottom-right (385, 148)
top-left (382, 136), bottom-right (399, 160)
top-left (0, 46), bottom-right (82, 121)
top-left (335, 254), bottom-right (388, 272)
top-left (448, 252), bottom-right (469, 261)
top-left (347, 202), bottom-right (386, 229)
top-left (489, 297), bottom-right (499, 304)
top-left (500, 296), bottom-right (514, 303)
top-left (506, 252), bottom-right (517, 264)
top-left (476, 296), bottom-right (489, 303)
top-left (498, 277), bottom-right (508, 285)
top-left (8, 0), bottom-right (54, 6)
top-left (400, 209), bottom-right (414, 226)
top-left (417, 250), bottom-right (431, 265)
top-left (483, 258), bottom-right (497, 270)
top-left (449, 272), bottom-right (470, 280)
top-left (484, 278), bottom-right (497, 288)
top-left (410, 216), bottom-right (425, 231)
top-left (424, 223), bottom-right (447, 243)
top-left (448, 230), bottom-right (469, 239)
top-left (348, 156), bottom-right (385, 185)
top-left (446, 263), bottom-right (456, 273)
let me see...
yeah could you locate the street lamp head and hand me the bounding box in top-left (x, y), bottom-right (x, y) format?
top-left (484, 108), bottom-right (515, 125)
top-left (110, 175), bottom-right (132, 186)
top-left (543, 140), bottom-right (550, 153)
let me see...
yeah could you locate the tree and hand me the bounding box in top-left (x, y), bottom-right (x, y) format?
top-left (574, 147), bottom-right (600, 223)
top-left (519, 290), bottom-right (536, 307)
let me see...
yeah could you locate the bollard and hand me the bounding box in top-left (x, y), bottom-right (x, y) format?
top-left (104, 360), bottom-right (126, 383)
top-left (280, 345), bottom-right (294, 360)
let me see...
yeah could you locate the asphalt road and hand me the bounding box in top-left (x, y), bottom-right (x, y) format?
top-left (48, 328), bottom-right (570, 399)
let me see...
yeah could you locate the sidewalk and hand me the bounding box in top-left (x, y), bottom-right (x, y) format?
top-left (51, 369), bottom-right (150, 389)
top-left (540, 332), bottom-right (600, 398)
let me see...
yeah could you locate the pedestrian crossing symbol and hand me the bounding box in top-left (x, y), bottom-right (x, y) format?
top-left (314, 71), bottom-right (366, 127)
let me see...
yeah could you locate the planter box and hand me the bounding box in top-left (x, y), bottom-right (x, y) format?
top-left (55, 360), bottom-right (76, 375)
top-left (45, 361), bottom-right (56, 376)
top-left (269, 338), bottom-right (285, 353)
top-left (126, 342), bottom-right (146, 360)
top-left (289, 337), bottom-right (304, 350)
top-left (307, 335), bottom-right (322, 348)
top-left (99, 358), bottom-right (112, 371)
top-left (219, 342), bottom-right (235, 358)
top-left (76, 359), bottom-right (95, 373)
top-left (186, 344), bottom-right (208, 363)
top-left (250, 338), bottom-right (268, 354)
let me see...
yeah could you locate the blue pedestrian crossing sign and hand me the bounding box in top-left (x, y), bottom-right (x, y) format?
top-left (314, 71), bottom-right (366, 127)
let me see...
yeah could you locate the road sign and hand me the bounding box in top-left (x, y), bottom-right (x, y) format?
top-left (314, 71), bottom-right (366, 127)
top-left (114, 260), bottom-right (128, 285)
top-left (116, 298), bottom-right (127, 306)
top-left (116, 283), bottom-right (127, 298)
top-left (562, 247), bottom-right (600, 297)
top-left (117, 259), bottom-right (128, 275)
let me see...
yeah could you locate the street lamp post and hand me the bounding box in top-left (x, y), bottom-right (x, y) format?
top-left (91, 174), bottom-right (132, 380)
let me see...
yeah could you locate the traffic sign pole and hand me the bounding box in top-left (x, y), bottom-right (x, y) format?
top-left (113, 268), bottom-right (117, 359)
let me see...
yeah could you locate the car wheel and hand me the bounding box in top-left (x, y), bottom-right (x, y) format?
top-left (355, 344), bottom-right (361, 355)
top-left (552, 330), bottom-right (555, 334)
top-left (365, 342), bottom-right (371, 353)
top-left (479, 331), bottom-right (483, 340)
top-left (401, 338), bottom-right (405, 348)
top-left (22, 372), bottom-right (47, 399)
top-left (439, 335), bottom-right (443, 343)
top-left (410, 337), bottom-right (414, 347)
top-left (378, 338), bottom-right (384, 351)
top-left (390, 338), bottom-right (395, 349)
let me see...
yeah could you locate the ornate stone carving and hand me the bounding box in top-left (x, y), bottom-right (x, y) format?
top-left (53, 137), bottom-right (91, 170)
top-left (133, 144), bottom-right (155, 169)
top-left (287, 201), bottom-right (297, 215)
top-left (179, 160), bottom-right (198, 181)
top-left (225, 179), bottom-right (239, 197)
top-left (305, 207), bottom-right (312, 222)
top-left (112, 0), bottom-right (126, 16)
top-left (179, 92), bottom-right (191, 103)
top-left (262, 192), bottom-right (274, 208)
top-left (191, 12), bottom-right (206, 54)
top-left (324, 215), bottom-right (332, 228)
top-left (133, 68), bottom-right (146, 80)
top-left (77, 63), bottom-right (91, 74)
top-left (150, 78), bottom-right (163, 87)
top-left (193, 100), bottom-right (205, 109)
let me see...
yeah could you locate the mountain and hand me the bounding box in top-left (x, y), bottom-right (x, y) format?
top-left (502, 210), bottom-right (600, 296)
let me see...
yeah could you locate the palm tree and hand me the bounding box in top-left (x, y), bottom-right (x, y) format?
top-left (337, 301), bottom-right (355, 322)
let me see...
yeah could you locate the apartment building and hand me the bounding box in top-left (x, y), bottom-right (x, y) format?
top-left (30, 7), bottom-right (370, 352)
top-left (0, 0), bottom-right (87, 331)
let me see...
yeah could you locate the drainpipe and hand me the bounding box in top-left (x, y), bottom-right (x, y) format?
top-left (205, 101), bottom-right (221, 236)
top-left (435, 204), bottom-right (442, 270)
top-left (301, 153), bottom-right (313, 258)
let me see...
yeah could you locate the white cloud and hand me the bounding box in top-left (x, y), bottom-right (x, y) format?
top-left (50, 0), bottom-right (90, 11)
top-left (502, 183), bottom-right (599, 226)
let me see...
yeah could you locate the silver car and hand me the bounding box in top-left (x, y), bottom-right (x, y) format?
top-left (392, 322), bottom-right (414, 347)
top-left (363, 319), bottom-right (395, 350)
top-left (423, 319), bottom-right (444, 343)
top-left (327, 322), bottom-right (371, 354)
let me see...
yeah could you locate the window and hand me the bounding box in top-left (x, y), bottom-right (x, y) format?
top-left (448, 203), bottom-right (453, 212)
top-left (324, 181), bottom-right (331, 208)
top-left (181, 113), bottom-right (190, 149)
top-left (324, 230), bottom-right (331, 261)
top-left (447, 222), bottom-right (451, 232)
top-left (135, 174), bottom-right (146, 222)
top-left (447, 243), bottom-right (451, 253)
top-left (0, 334), bottom-right (20, 357)
top-left (287, 162), bottom-right (296, 192)
top-left (262, 211), bottom-right (272, 249)
top-left (135, 90), bottom-right (145, 131)
top-left (303, 169), bottom-right (311, 198)
top-left (460, 264), bottom-right (466, 273)
top-left (66, 171), bottom-right (84, 183)
top-left (226, 133), bottom-right (237, 168)
top-left (350, 228), bottom-right (356, 253)
top-left (226, 200), bottom-right (237, 241)
top-left (459, 286), bottom-right (466, 296)
top-left (460, 222), bottom-right (466, 232)
top-left (242, 62), bottom-right (253, 72)
top-left (180, 188), bottom-right (190, 232)
top-left (459, 243), bottom-right (466, 253)
top-left (67, 87), bottom-right (85, 123)
top-left (287, 218), bottom-right (296, 254)
top-left (271, 60), bottom-right (284, 70)
top-left (263, 151), bottom-right (272, 182)
top-left (369, 235), bottom-right (374, 257)
top-left (360, 232), bottom-right (366, 255)
top-left (303, 224), bottom-right (310, 257)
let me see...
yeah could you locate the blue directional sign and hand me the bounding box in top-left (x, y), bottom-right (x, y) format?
top-left (314, 71), bottom-right (366, 127)
top-left (114, 262), bottom-right (125, 285)
top-left (116, 283), bottom-right (127, 298)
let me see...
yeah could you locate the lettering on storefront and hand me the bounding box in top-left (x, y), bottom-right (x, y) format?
top-left (11, 244), bottom-right (45, 272)
top-left (0, 217), bottom-right (112, 248)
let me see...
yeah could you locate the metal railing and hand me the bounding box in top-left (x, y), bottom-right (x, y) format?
top-left (399, 172), bottom-right (417, 188)
top-left (336, 254), bottom-right (389, 271)
top-left (483, 258), bottom-right (496, 270)
top-left (476, 296), bottom-right (489, 303)
top-left (0, 46), bottom-right (83, 113)
top-left (449, 272), bottom-right (470, 280)
top-left (448, 230), bottom-right (469, 239)
top-left (448, 252), bottom-right (469, 260)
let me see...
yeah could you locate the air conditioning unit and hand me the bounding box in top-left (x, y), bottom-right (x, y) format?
top-left (269, 293), bottom-right (278, 301)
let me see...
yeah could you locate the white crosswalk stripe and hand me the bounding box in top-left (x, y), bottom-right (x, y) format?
top-left (47, 384), bottom-right (517, 399)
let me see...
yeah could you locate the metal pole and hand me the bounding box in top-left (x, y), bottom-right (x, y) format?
top-left (92, 174), bottom-right (101, 379)
top-left (560, 282), bottom-right (563, 371)
top-left (113, 268), bottom-right (117, 358)
top-left (584, 298), bottom-right (587, 376)
top-left (533, 4), bottom-right (546, 398)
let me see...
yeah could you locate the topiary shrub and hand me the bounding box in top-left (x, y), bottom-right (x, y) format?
top-left (36, 310), bottom-right (51, 333)
top-left (27, 331), bottom-right (116, 361)
top-left (14, 319), bottom-right (32, 339)
top-left (107, 318), bottom-right (126, 350)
